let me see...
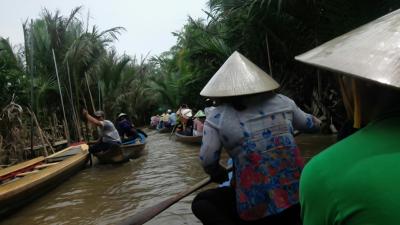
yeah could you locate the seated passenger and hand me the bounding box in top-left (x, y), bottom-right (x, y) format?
top-left (163, 110), bottom-right (171, 128)
top-left (193, 110), bottom-right (205, 136)
top-left (150, 115), bottom-right (160, 129)
top-left (168, 109), bottom-right (177, 127)
top-left (157, 113), bottom-right (166, 130)
top-left (116, 113), bottom-right (139, 142)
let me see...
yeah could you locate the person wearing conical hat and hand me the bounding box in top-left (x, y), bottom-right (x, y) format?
top-left (191, 51), bottom-right (321, 225)
top-left (296, 10), bottom-right (400, 225)
top-left (193, 110), bottom-right (206, 136)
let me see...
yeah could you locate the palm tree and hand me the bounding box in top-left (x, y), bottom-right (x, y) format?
top-left (20, 7), bottom-right (125, 140)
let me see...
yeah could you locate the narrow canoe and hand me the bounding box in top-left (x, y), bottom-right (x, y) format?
top-left (93, 141), bottom-right (146, 164)
top-left (175, 132), bottom-right (202, 144)
top-left (0, 144), bottom-right (89, 217)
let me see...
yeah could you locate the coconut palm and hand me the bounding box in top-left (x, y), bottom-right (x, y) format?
top-left (19, 7), bottom-right (125, 140)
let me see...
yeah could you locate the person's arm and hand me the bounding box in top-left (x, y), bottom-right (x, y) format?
top-left (289, 100), bottom-right (321, 132)
top-left (199, 122), bottom-right (228, 183)
top-left (130, 127), bottom-right (137, 136)
top-left (83, 109), bottom-right (102, 127)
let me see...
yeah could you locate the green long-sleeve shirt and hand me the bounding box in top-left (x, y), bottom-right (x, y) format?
top-left (300, 115), bottom-right (400, 225)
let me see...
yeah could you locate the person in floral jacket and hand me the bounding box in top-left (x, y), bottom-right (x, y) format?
top-left (191, 51), bottom-right (320, 225)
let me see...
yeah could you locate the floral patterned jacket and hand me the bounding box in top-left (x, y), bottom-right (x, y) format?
top-left (200, 93), bottom-right (319, 221)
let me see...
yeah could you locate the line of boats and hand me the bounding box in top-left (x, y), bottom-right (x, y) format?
top-left (0, 130), bottom-right (202, 219)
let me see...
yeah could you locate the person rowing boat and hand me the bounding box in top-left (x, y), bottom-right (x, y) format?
top-left (193, 110), bottom-right (205, 137)
top-left (192, 51), bottom-right (321, 225)
top-left (83, 110), bottom-right (121, 154)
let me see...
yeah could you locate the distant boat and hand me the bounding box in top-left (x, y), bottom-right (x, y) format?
top-left (93, 138), bottom-right (146, 164)
top-left (157, 127), bottom-right (172, 133)
top-left (0, 144), bottom-right (89, 217)
top-left (174, 132), bottom-right (202, 144)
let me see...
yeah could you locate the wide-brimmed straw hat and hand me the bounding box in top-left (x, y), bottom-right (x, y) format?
top-left (200, 51), bottom-right (280, 97)
top-left (295, 9), bottom-right (400, 89)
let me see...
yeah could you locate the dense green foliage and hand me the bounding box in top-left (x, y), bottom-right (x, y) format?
top-left (1, 7), bottom-right (159, 142)
top-left (0, 38), bottom-right (28, 106)
top-left (150, 0), bottom-right (400, 126)
top-left (1, 1), bottom-right (400, 148)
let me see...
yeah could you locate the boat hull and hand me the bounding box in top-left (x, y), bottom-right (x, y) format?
top-left (0, 144), bottom-right (89, 218)
top-left (175, 132), bottom-right (202, 144)
top-left (157, 127), bottom-right (172, 133)
top-left (94, 142), bottom-right (146, 164)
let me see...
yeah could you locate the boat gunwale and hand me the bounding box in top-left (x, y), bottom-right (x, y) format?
top-left (174, 132), bottom-right (202, 144)
top-left (0, 157), bottom-right (45, 179)
top-left (0, 144), bottom-right (89, 200)
top-left (94, 142), bottom-right (146, 163)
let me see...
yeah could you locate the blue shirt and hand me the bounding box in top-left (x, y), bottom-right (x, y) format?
top-left (169, 113), bottom-right (177, 126)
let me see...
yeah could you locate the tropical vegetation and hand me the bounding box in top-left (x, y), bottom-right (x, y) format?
top-left (1, 1), bottom-right (400, 164)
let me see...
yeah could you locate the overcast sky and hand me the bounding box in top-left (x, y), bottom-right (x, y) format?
top-left (0, 0), bottom-right (208, 58)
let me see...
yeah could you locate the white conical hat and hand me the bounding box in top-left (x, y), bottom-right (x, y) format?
top-left (200, 51), bottom-right (280, 97)
top-left (296, 9), bottom-right (400, 89)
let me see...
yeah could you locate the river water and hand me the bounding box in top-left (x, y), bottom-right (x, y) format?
top-left (0, 130), bottom-right (336, 225)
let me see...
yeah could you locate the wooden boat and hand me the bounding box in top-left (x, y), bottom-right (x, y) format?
top-left (0, 144), bottom-right (89, 217)
top-left (93, 140), bottom-right (146, 164)
top-left (175, 132), bottom-right (202, 144)
top-left (157, 127), bottom-right (172, 133)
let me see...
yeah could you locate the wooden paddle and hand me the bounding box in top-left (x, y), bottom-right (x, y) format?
top-left (118, 166), bottom-right (232, 225)
top-left (118, 177), bottom-right (210, 225)
top-left (118, 131), bottom-right (302, 225)
top-left (169, 124), bottom-right (178, 139)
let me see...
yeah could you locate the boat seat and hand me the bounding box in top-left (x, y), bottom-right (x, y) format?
top-left (15, 170), bottom-right (39, 177)
top-left (34, 162), bottom-right (59, 169)
top-left (0, 157), bottom-right (44, 181)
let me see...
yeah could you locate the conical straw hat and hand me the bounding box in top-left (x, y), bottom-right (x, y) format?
top-left (296, 9), bottom-right (400, 89)
top-left (194, 110), bottom-right (206, 118)
top-left (200, 51), bottom-right (280, 97)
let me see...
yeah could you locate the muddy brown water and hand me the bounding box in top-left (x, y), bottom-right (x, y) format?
top-left (0, 130), bottom-right (336, 225)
